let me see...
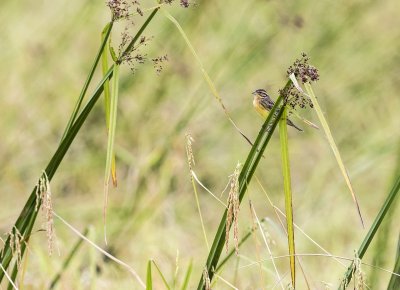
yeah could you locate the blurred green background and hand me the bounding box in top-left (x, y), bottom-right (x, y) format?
top-left (1, 0), bottom-right (399, 289)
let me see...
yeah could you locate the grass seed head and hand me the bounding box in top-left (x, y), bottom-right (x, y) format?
top-left (8, 227), bottom-right (23, 267)
top-left (185, 133), bottom-right (195, 172)
top-left (202, 267), bottom-right (212, 290)
top-left (353, 251), bottom-right (365, 290)
top-left (35, 171), bottom-right (55, 255)
top-left (225, 162), bottom-right (241, 254)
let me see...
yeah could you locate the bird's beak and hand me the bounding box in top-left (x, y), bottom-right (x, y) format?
top-left (251, 91), bottom-right (257, 96)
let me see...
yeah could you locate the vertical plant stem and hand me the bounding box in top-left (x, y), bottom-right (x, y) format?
top-left (279, 106), bottom-right (296, 289)
top-left (197, 80), bottom-right (293, 289)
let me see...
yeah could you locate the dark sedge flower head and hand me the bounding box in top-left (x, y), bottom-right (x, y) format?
top-left (106, 0), bottom-right (130, 20)
top-left (287, 52), bottom-right (319, 84)
top-left (279, 53), bottom-right (319, 110)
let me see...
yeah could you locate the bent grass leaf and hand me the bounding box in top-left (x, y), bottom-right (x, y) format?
top-left (163, 10), bottom-right (253, 147)
top-left (103, 63), bottom-right (120, 244)
top-left (61, 22), bottom-right (113, 142)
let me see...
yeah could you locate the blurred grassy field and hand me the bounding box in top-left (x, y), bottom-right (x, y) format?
top-left (1, 0), bottom-right (399, 289)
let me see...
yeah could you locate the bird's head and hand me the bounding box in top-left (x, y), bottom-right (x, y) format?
top-left (252, 89), bottom-right (269, 99)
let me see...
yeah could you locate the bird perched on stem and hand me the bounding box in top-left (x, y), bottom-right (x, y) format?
top-left (252, 89), bottom-right (303, 131)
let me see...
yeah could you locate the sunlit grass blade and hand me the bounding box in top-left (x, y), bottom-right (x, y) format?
top-left (103, 63), bottom-right (120, 244)
top-left (61, 22), bottom-right (113, 142)
top-left (49, 228), bottom-right (89, 289)
top-left (388, 234), bottom-right (400, 290)
top-left (339, 175), bottom-right (400, 289)
top-left (304, 82), bottom-right (364, 228)
top-left (146, 260), bottom-right (153, 290)
top-left (279, 106), bottom-right (296, 288)
top-left (196, 80), bottom-right (292, 289)
top-left (180, 260), bottom-right (193, 290)
top-left (101, 24), bottom-right (118, 188)
top-left (152, 260), bottom-right (171, 290)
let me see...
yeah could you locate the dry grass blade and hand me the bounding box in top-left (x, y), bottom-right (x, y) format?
top-left (53, 211), bottom-right (145, 288)
top-left (0, 263), bottom-right (18, 290)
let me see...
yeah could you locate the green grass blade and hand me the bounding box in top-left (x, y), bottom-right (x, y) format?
top-left (180, 260), bottom-right (193, 290)
top-left (60, 22), bottom-right (113, 142)
top-left (146, 260), bottom-right (153, 290)
top-left (49, 228), bottom-right (89, 289)
top-left (339, 175), bottom-right (400, 289)
top-left (304, 82), bottom-right (364, 228)
top-left (0, 67), bottom-right (114, 283)
top-left (152, 260), bottom-right (171, 290)
top-left (103, 63), bottom-right (119, 245)
top-left (279, 106), bottom-right (296, 288)
top-left (369, 143), bottom-right (400, 287)
top-left (388, 234), bottom-right (400, 290)
top-left (196, 80), bottom-right (292, 289)
top-left (1, 7), bottom-right (160, 283)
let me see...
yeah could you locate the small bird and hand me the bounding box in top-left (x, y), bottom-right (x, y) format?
top-left (252, 89), bottom-right (303, 131)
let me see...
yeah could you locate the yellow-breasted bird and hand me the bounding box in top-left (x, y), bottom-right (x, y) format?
top-left (252, 88), bottom-right (303, 131)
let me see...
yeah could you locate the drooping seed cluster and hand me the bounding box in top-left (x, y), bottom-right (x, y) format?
top-left (7, 227), bottom-right (23, 267)
top-left (35, 171), bottom-right (55, 255)
top-left (225, 163), bottom-right (241, 255)
top-left (107, 1), bottom-right (190, 73)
